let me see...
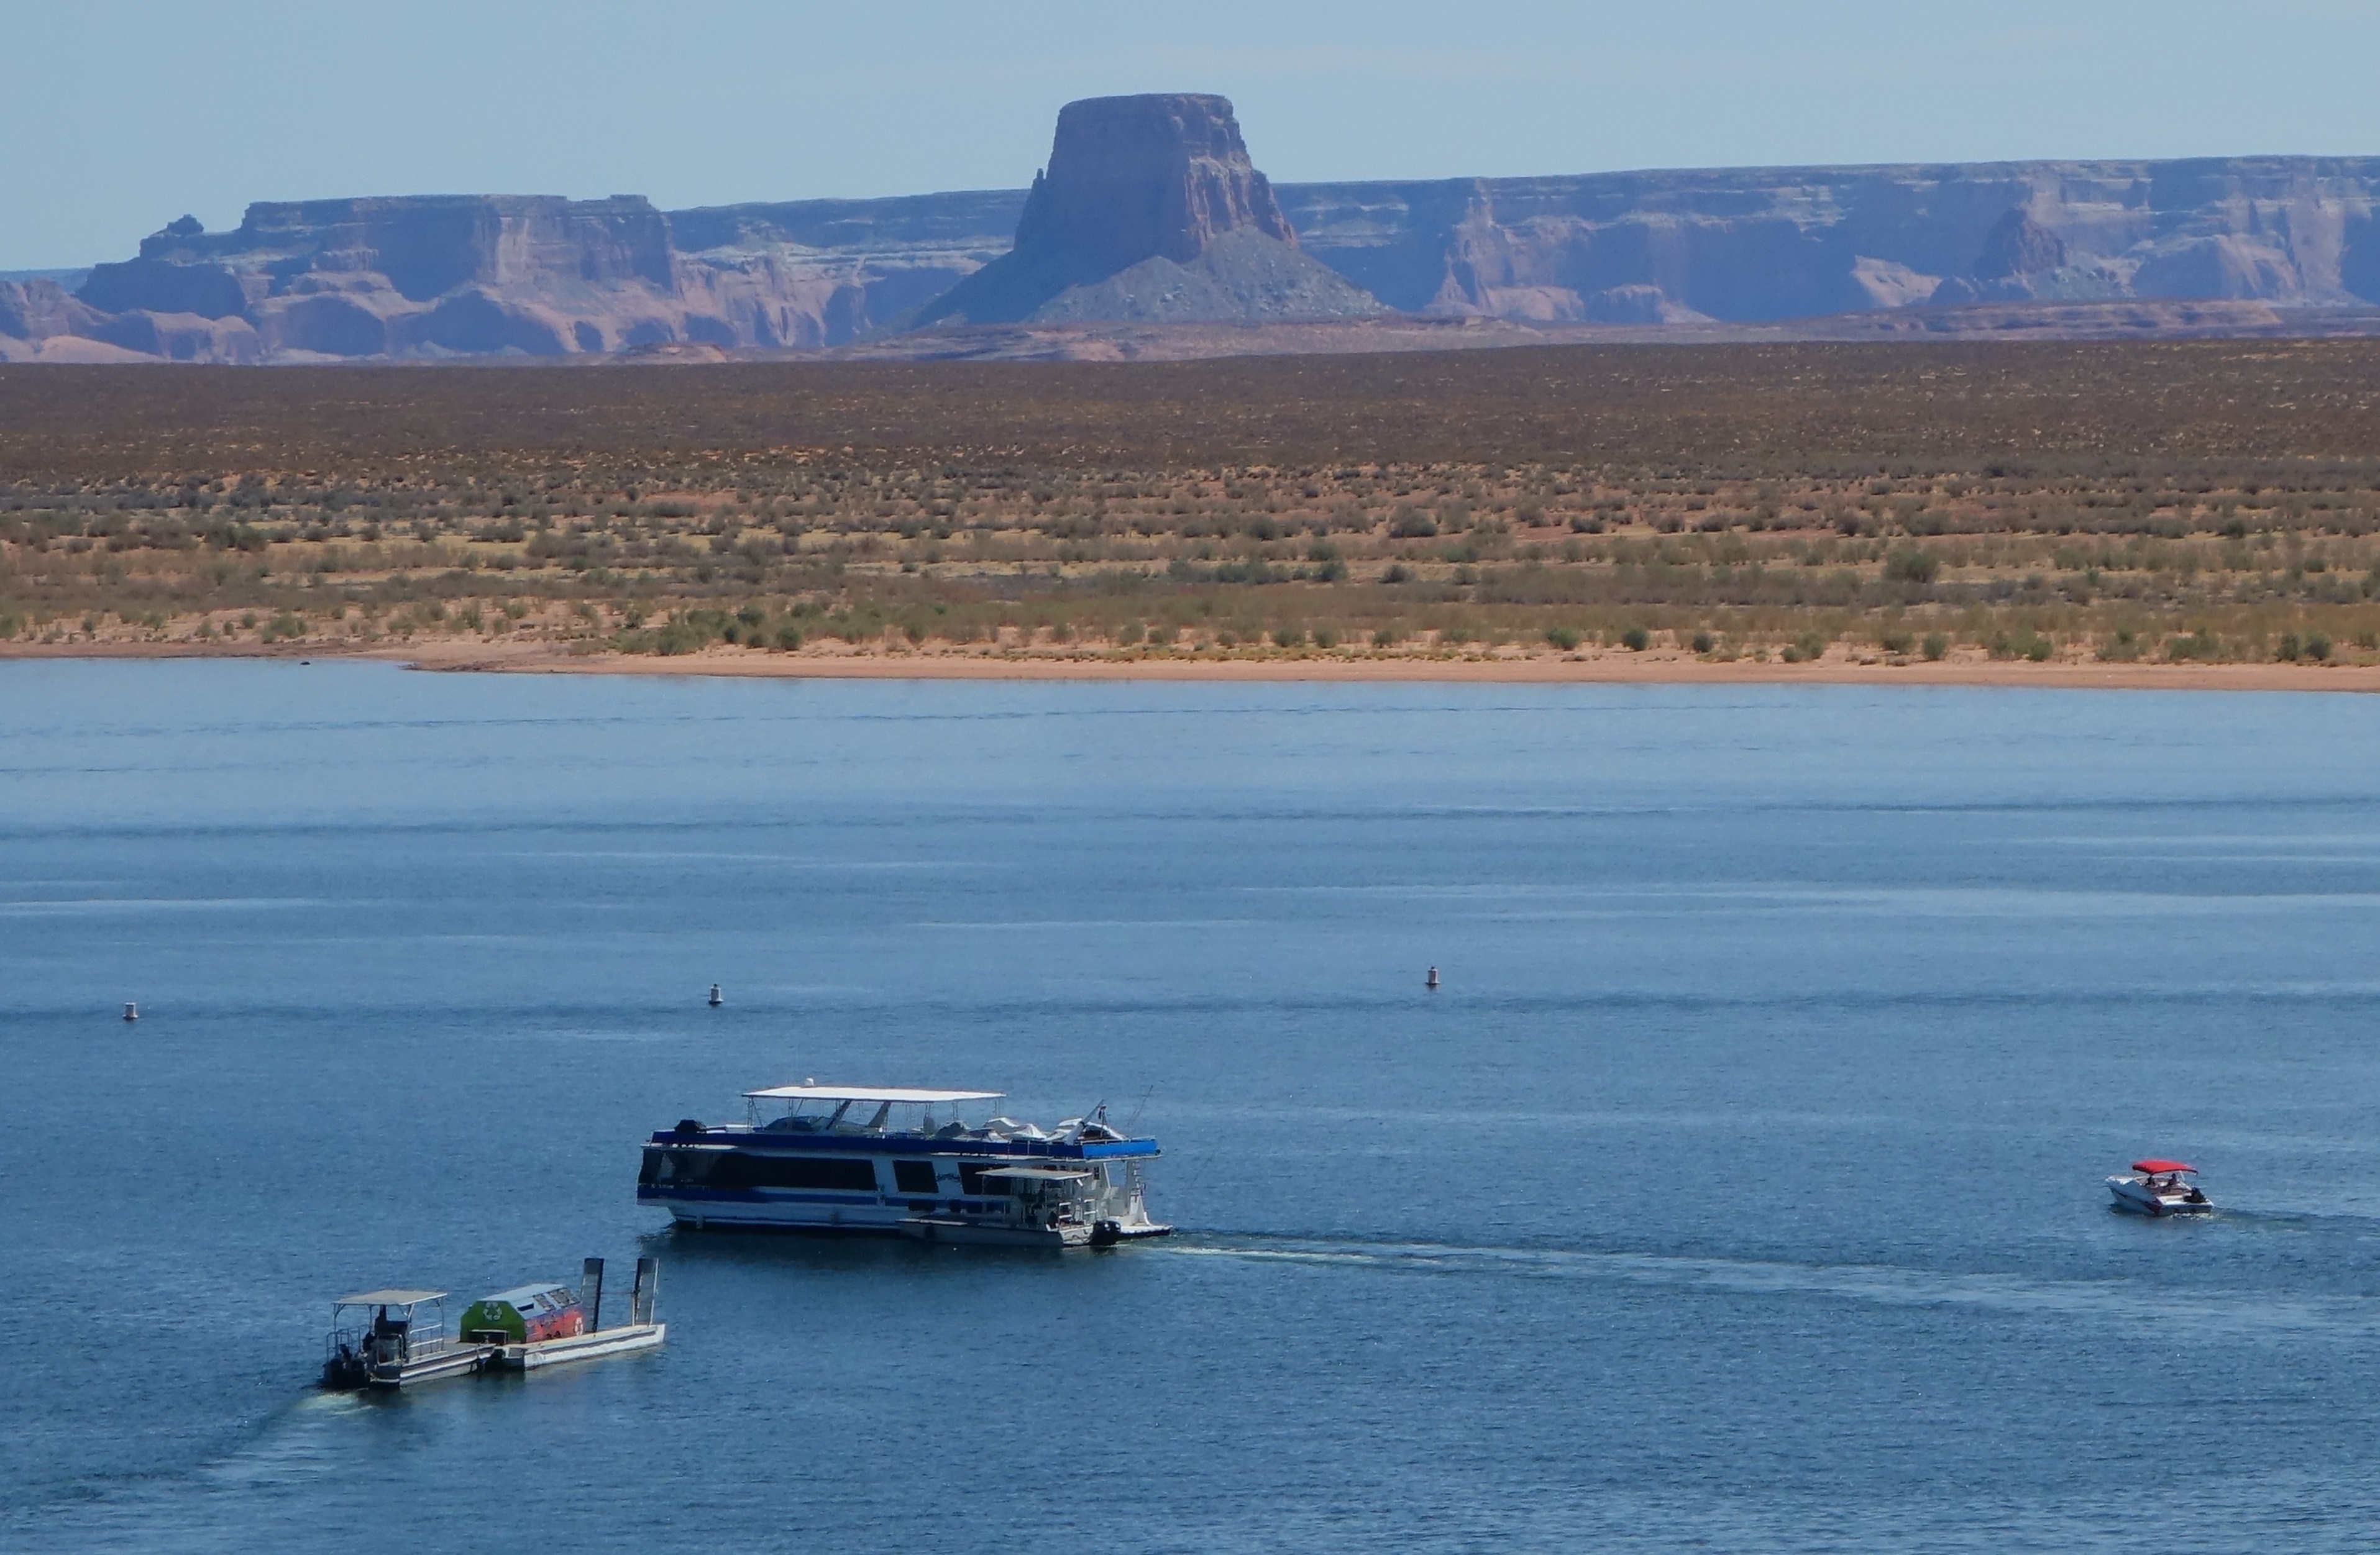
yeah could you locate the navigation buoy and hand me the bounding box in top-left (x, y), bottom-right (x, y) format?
top-left (122, 1002), bottom-right (138, 1022)
top-left (707, 984), bottom-right (723, 1008)
top-left (1425, 967), bottom-right (1440, 990)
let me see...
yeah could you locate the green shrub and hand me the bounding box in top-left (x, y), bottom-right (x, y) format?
top-left (1921, 632), bottom-right (1948, 661)
top-left (1879, 631), bottom-right (1913, 655)
top-left (2276, 632), bottom-right (2302, 662)
top-left (1545, 625), bottom-right (1581, 650)
top-left (1619, 626), bottom-right (1650, 652)
top-left (1271, 626), bottom-right (1304, 649)
top-left (2307, 632), bottom-right (2333, 661)
top-left (1884, 549), bottom-right (1940, 585)
top-left (1690, 631), bottom-right (1715, 655)
top-left (1312, 625), bottom-right (1339, 649)
top-left (773, 624), bottom-right (803, 650)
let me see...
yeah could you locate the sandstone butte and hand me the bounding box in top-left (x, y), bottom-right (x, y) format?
top-left (6, 93), bottom-right (2380, 363)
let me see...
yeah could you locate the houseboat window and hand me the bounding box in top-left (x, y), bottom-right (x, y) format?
top-left (892, 1161), bottom-right (938, 1195)
top-left (641, 1147), bottom-right (718, 1185)
top-left (958, 1164), bottom-right (1010, 1194)
top-left (717, 1154), bottom-right (879, 1192)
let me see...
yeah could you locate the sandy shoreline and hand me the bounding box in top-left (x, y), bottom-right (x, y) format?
top-left (4, 638), bottom-right (2378, 692)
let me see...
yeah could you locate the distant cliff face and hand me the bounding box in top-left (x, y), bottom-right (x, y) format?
top-left (1277, 158), bottom-right (2380, 322)
top-left (915, 93), bottom-right (1380, 326)
top-left (10, 134), bottom-right (2380, 364)
top-left (53, 196), bottom-right (685, 360)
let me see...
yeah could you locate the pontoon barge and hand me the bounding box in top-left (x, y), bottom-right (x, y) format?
top-left (636, 1085), bottom-right (1171, 1246)
top-left (322, 1257), bottom-right (664, 1389)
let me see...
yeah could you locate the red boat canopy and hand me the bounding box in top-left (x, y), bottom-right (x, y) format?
top-left (2132, 1159), bottom-right (2196, 1174)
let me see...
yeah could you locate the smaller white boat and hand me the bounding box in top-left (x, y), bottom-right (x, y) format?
top-left (900, 1163), bottom-right (1172, 1249)
top-left (2107, 1158), bottom-right (2213, 1217)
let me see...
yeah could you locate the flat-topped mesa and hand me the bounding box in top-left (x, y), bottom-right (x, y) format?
top-left (1017, 93), bottom-right (1296, 280)
top-left (913, 93), bottom-right (1383, 326)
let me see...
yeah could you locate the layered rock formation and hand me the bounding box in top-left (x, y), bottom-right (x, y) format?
top-left (912, 94), bottom-right (1380, 326)
top-left (1277, 158), bottom-right (2380, 322)
top-left (12, 114), bottom-right (2380, 364)
top-left (72, 195), bottom-right (689, 359)
top-left (666, 190), bottom-right (1023, 346)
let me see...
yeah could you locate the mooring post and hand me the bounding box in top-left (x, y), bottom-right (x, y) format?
top-left (633, 1256), bottom-right (659, 1325)
top-left (582, 1257), bottom-right (605, 1333)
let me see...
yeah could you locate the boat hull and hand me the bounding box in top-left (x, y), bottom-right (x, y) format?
top-left (2107, 1177), bottom-right (2213, 1216)
top-left (653, 1196), bottom-right (912, 1233)
top-left (899, 1215), bottom-right (1176, 1249)
top-left (901, 1215), bottom-right (1092, 1248)
top-left (496, 1323), bottom-right (666, 1370)
top-left (363, 1345), bottom-right (495, 1389)
top-left (336, 1327), bottom-right (669, 1389)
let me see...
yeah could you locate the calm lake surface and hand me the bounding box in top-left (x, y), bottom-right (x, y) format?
top-left (6, 660), bottom-right (2380, 1552)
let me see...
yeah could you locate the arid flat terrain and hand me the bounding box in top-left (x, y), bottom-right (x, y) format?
top-left (6, 341), bottom-right (2380, 685)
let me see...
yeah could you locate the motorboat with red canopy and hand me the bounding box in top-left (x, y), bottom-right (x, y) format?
top-left (2107, 1159), bottom-right (2212, 1216)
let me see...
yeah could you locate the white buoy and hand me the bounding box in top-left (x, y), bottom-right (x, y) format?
top-left (707, 983), bottom-right (723, 1008)
top-left (1425, 967), bottom-right (1440, 990)
top-left (122, 1002), bottom-right (139, 1022)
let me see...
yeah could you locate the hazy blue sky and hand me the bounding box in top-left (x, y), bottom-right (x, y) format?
top-left (4, 1), bottom-right (2376, 269)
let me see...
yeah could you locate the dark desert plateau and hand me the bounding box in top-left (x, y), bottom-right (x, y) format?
top-left (7, 339), bottom-right (2380, 688)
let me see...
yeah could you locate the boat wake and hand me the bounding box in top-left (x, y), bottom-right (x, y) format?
top-left (1161, 1232), bottom-right (2380, 1338)
top-left (1, 1389), bottom-right (373, 1548)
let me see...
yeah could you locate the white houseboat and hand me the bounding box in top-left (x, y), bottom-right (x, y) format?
top-left (636, 1084), bottom-right (1171, 1247)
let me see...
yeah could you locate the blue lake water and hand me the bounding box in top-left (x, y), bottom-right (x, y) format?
top-left (6, 660), bottom-right (2380, 1551)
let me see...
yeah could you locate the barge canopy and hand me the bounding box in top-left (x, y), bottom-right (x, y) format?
top-left (337, 1288), bottom-right (444, 1307)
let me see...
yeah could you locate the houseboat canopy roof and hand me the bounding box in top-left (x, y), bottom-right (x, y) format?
top-left (744, 1085), bottom-right (1004, 1104)
top-left (337, 1289), bottom-right (445, 1307)
top-left (2133, 1159), bottom-right (2197, 1175)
